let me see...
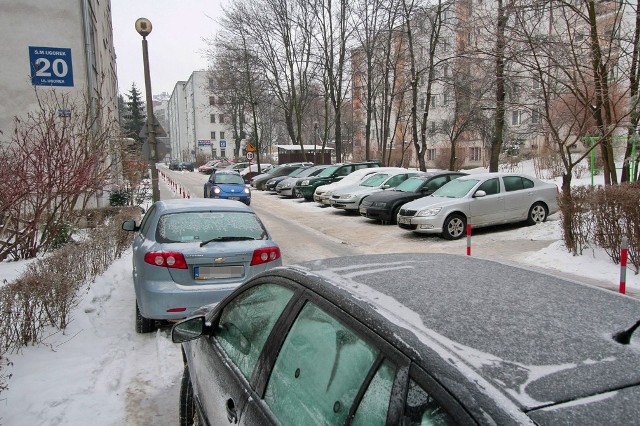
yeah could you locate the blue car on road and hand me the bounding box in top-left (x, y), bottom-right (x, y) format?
top-left (204, 170), bottom-right (251, 205)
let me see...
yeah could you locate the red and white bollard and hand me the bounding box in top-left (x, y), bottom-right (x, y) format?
top-left (466, 224), bottom-right (472, 256)
top-left (620, 237), bottom-right (628, 294)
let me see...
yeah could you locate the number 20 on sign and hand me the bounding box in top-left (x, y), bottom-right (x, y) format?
top-left (28, 46), bottom-right (74, 87)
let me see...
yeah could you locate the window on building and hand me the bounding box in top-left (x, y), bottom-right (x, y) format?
top-left (210, 114), bottom-right (216, 123)
top-left (441, 39), bottom-right (450, 52)
top-left (211, 131), bottom-right (216, 140)
top-left (430, 95), bottom-right (437, 108)
top-left (511, 110), bottom-right (521, 126)
top-left (220, 149), bottom-right (226, 158)
top-left (220, 131), bottom-right (225, 140)
top-left (532, 77), bottom-right (540, 91)
top-left (209, 96), bottom-right (215, 106)
top-left (219, 114), bottom-right (224, 123)
top-left (470, 146), bottom-right (481, 161)
top-left (443, 64), bottom-right (449, 78)
top-left (208, 78), bottom-right (214, 88)
top-left (427, 148), bottom-right (437, 161)
top-left (443, 92), bottom-right (450, 106)
top-left (429, 121), bottom-right (436, 133)
top-left (531, 109), bottom-right (540, 125)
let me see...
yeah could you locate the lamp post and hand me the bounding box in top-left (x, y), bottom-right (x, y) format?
top-left (135, 17), bottom-right (160, 202)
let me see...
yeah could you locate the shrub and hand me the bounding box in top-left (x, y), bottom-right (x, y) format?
top-left (0, 206), bottom-right (141, 394)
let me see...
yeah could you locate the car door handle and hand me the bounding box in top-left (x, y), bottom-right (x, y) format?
top-left (226, 398), bottom-right (238, 423)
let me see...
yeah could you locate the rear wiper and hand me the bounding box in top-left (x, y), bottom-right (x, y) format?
top-left (613, 319), bottom-right (640, 344)
top-left (200, 236), bottom-right (256, 247)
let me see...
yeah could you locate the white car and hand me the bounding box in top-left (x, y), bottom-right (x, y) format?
top-left (314, 167), bottom-right (407, 206)
top-left (397, 172), bottom-right (559, 240)
top-left (329, 169), bottom-right (422, 211)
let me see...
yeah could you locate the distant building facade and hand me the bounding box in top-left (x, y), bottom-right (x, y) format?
top-left (0, 0), bottom-right (118, 140)
top-left (168, 70), bottom-right (237, 161)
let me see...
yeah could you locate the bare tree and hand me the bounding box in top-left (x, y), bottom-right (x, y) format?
top-left (0, 89), bottom-right (118, 260)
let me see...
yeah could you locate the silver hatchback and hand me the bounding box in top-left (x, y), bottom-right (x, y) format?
top-left (122, 199), bottom-right (282, 333)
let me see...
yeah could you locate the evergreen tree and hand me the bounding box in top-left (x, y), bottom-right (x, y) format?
top-left (122, 83), bottom-right (146, 143)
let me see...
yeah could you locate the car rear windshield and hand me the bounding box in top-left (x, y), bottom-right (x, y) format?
top-left (156, 211), bottom-right (266, 243)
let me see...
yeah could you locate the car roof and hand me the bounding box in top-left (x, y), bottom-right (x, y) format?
top-left (265, 253), bottom-right (640, 415)
top-left (215, 170), bottom-right (240, 174)
top-left (153, 198), bottom-right (251, 213)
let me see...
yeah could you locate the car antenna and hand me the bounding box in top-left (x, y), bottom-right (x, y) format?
top-left (612, 319), bottom-right (640, 344)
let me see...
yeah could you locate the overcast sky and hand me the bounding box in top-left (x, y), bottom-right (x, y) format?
top-left (111, 0), bottom-right (225, 97)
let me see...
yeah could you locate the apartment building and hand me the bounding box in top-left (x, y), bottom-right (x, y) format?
top-left (0, 0), bottom-right (118, 140)
top-left (168, 70), bottom-right (236, 162)
top-left (351, 0), bottom-right (636, 170)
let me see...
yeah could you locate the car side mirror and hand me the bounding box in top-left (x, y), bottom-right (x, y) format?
top-left (474, 190), bottom-right (487, 198)
top-left (172, 316), bottom-right (208, 343)
top-left (122, 219), bottom-right (139, 232)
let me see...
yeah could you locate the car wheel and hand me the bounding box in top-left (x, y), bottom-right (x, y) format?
top-left (294, 189), bottom-right (303, 199)
top-left (527, 202), bottom-right (548, 225)
top-left (179, 367), bottom-right (202, 426)
top-left (136, 302), bottom-right (157, 334)
top-left (442, 214), bottom-right (466, 240)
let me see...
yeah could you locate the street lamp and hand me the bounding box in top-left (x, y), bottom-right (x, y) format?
top-left (135, 17), bottom-right (160, 202)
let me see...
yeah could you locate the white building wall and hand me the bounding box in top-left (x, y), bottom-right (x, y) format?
top-left (0, 0), bottom-right (118, 140)
top-left (168, 70), bottom-right (236, 162)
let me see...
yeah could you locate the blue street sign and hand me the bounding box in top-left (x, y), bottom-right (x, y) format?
top-left (28, 46), bottom-right (74, 87)
top-left (220, 140), bottom-right (226, 148)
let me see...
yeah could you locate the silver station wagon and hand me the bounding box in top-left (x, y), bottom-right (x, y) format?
top-left (397, 172), bottom-right (559, 239)
top-left (122, 199), bottom-right (281, 333)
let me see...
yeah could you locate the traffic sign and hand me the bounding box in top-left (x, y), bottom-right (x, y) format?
top-left (246, 152), bottom-right (255, 161)
top-left (246, 143), bottom-right (256, 152)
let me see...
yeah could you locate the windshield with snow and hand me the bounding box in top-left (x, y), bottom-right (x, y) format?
top-left (432, 178), bottom-right (479, 198)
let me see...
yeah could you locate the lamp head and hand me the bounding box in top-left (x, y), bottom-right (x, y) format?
top-left (135, 18), bottom-right (152, 37)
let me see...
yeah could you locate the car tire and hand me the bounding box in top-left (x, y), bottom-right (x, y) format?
top-left (179, 367), bottom-right (201, 426)
top-left (136, 302), bottom-right (157, 334)
top-left (442, 214), bottom-right (466, 240)
top-left (527, 202), bottom-right (548, 225)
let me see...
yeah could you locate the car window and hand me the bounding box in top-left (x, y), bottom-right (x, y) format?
top-left (425, 176), bottom-right (449, 192)
top-left (335, 166), bottom-right (352, 177)
top-left (213, 283), bottom-right (294, 380)
top-left (156, 211), bottom-right (266, 243)
top-left (351, 359), bottom-right (397, 426)
top-left (523, 177), bottom-right (534, 189)
top-left (502, 176), bottom-right (525, 192)
top-left (385, 174), bottom-right (409, 188)
top-left (362, 173), bottom-right (390, 187)
top-left (264, 302), bottom-right (379, 425)
top-left (216, 173), bottom-right (245, 185)
top-left (477, 178), bottom-right (500, 195)
top-left (404, 379), bottom-right (456, 426)
top-left (139, 204), bottom-right (157, 238)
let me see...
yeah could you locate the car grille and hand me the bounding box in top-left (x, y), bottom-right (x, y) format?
top-left (399, 208), bottom-right (417, 216)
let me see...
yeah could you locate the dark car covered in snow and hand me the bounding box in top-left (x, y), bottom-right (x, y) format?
top-left (173, 253), bottom-right (640, 425)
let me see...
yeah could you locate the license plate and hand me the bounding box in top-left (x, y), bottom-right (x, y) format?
top-left (229, 197), bottom-right (240, 201)
top-left (194, 265), bottom-right (244, 280)
top-left (398, 216), bottom-right (411, 225)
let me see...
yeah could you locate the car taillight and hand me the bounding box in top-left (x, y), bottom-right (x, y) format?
top-left (144, 251), bottom-right (188, 269)
top-left (250, 247), bottom-right (281, 265)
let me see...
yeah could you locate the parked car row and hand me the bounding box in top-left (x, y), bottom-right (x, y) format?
top-left (259, 164), bottom-right (560, 240)
top-left (169, 160), bottom-right (194, 172)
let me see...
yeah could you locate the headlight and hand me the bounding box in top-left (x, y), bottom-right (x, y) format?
top-left (213, 186), bottom-right (221, 194)
top-left (324, 191), bottom-right (333, 196)
top-left (373, 201), bottom-right (387, 208)
top-left (301, 179), bottom-right (310, 186)
top-left (244, 187), bottom-right (251, 194)
top-left (416, 207), bottom-right (442, 217)
top-left (340, 194), bottom-right (354, 200)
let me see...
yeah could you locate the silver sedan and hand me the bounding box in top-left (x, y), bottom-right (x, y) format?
top-left (122, 199), bottom-right (282, 333)
top-left (397, 172), bottom-right (559, 239)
